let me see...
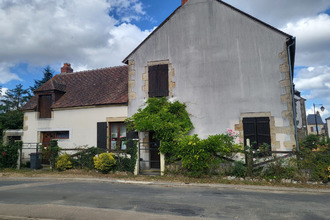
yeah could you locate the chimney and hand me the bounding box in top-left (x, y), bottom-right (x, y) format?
top-left (61, 63), bottom-right (73, 74)
top-left (182, 0), bottom-right (189, 5)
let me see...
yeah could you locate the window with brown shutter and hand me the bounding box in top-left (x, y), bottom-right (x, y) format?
top-left (148, 64), bottom-right (169, 97)
top-left (243, 117), bottom-right (271, 154)
top-left (39, 95), bottom-right (52, 118)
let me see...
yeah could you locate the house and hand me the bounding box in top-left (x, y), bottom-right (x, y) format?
top-left (307, 113), bottom-right (325, 135)
top-left (294, 90), bottom-right (307, 140)
top-left (22, 64), bottom-right (128, 156)
top-left (123, 0), bottom-right (298, 163)
top-left (326, 117), bottom-right (330, 138)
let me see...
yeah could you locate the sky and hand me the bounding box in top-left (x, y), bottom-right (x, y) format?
top-left (0, 0), bottom-right (329, 120)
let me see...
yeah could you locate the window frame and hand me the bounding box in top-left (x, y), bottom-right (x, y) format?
top-left (109, 122), bottom-right (127, 151)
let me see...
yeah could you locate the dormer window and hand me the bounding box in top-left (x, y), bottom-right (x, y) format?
top-left (39, 95), bottom-right (52, 118)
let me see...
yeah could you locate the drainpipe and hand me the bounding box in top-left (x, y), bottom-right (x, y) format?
top-left (287, 37), bottom-right (299, 151)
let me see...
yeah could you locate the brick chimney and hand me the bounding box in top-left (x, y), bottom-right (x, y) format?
top-left (61, 63), bottom-right (73, 74)
top-left (182, 0), bottom-right (189, 5)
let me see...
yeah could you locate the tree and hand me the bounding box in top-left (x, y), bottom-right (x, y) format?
top-left (30, 66), bottom-right (54, 94)
top-left (1, 84), bottom-right (30, 111)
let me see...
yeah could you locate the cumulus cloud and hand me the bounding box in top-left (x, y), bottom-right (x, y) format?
top-left (0, 63), bottom-right (21, 84)
top-left (0, 0), bottom-right (151, 78)
top-left (224, 0), bottom-right (330, 28)
top-left (282, 14), bottom-right (330, 66)
top-left (295, 66), bottom-right (330, 119)
top-left (295, 66), bottom-right (330, 91)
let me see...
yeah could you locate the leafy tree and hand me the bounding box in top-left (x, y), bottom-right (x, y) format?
top-left (1, 84), bottom-right (29, 111)
top-left (0, 110), bottom-right (24, 140)
top-left (29, 66), bottom-right (54, 94)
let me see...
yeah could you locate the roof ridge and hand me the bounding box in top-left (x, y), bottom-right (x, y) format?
top-left (63, 65), bottom-right (128, 75)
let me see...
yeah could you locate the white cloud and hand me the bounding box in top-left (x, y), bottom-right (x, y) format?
top-left (223, 0), bottom-right (330, 28)
top-left (282, 14), bottom-right (330, 66)
top-left (294, 66), bottom-right (330, 90)
top-left (0, 63), bottom-right (21, 84)
top-left (0, 0), bottom-right (151, 79)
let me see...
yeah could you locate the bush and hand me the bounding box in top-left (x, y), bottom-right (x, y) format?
top-left (71, 147), bottom-right (105, 169)
top-left (56, 153), bottom-right (72, 171)
top-left (0, 141), bottom-right (22, 169)
top-left (114, 140), bottom-right (138, 173)
top-left (262, 158), bottom-right (296, 182)
top-left (229, 161), bottom-right (247, 178)
top-left (93, 153), bottom-right (116, 173)
top-left (177, 132), bottom-right (242, 177)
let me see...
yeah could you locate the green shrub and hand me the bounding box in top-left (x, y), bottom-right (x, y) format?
top-left (0, 141), bottom-right (22, 169)
top-left (229, 161), bottom-right (247, 178)
top-left (114, 140), bottom-right (138, 173)
top-left (177, 132), bottom-right (242, 177)
top-left (93, 153), bottom-right (116, 173)
top-left (126, 97), bottom-right (193, 161)
top-left (262, 158), bottom-right (296, 182)
top-left (71, 147), bottom-right (105, 169)
top-left (296, 145), bottom-right (329, 182)
top-left (56, 153), bottom-right (72, 171)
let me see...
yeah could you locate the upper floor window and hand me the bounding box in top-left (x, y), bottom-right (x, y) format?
top-left (148, 64), bottom-right (169, 97)
top-left (39, 95), bottom-right (52, 118)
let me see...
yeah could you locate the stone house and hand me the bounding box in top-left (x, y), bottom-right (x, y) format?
top-left (123, 0), bottom-right (298, 160)
top-left (307, 113), bottom-right (325, 135)
top-left (22, 64), bottom-right (128, 156)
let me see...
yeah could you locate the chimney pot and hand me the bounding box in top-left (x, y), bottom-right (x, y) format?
top-left (182, 0), bottom-right (189, 6)
top-left (61, 63), bottom-right (73, 74)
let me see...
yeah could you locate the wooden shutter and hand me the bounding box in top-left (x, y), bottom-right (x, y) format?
top-left (243, 117), bottom-right (270, 149)
top-left (148, 64), bottom-right (168, 97)
top-left (39, 95), bottom-right (52, 118)
top-left (97, 122), bottom-right (107, 149)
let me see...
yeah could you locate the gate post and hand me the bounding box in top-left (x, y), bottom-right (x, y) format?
top-left (134, 141), bottom-right (140, 175)
top-left (160, 153), bottom-right (165, 176)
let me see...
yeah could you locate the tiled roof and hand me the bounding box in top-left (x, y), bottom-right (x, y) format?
top-left (22, 66), bottom-right (128, 110)
top-left (307, 114), bottom-right (324, 125)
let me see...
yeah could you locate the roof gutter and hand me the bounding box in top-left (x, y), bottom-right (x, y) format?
top-left (287, 37), bottom-right (298, 151)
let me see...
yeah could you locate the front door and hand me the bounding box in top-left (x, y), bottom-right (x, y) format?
top-left (149, 132), bottom-right (160, 169)
top-left (42, 132), bottom-right (56, 164)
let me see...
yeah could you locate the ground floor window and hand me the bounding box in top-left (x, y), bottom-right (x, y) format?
top-left (109, 122), bottom-right (126, 151)
top-left (243, 117), bottom-right (271, 155)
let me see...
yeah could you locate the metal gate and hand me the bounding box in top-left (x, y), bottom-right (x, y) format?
top-left (139, 141), bottom-right (160, 175)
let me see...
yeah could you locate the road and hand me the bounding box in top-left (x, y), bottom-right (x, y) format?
top-left (0, 178), bottom-right (329, 220)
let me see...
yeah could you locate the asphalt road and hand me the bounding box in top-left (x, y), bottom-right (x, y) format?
top-left (0, 178), bottom-right (329, 220)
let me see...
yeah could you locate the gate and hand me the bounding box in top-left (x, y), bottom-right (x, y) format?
top-left (139, 141), bottom-right (161, 175)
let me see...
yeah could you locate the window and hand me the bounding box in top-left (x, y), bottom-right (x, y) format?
top-left (39, 95), bottom-right (52, 118)
top-left (243, 117), bottom-right (271, 154)
top-left (109, 122), bottom-right (126, 151)
top-left (56, 131), bottom-right (69, 139)
top-left (148, 64), bottom-right (169, 97)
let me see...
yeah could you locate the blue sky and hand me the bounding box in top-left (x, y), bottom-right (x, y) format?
top-left (1, 0), bottom-right (330, 120)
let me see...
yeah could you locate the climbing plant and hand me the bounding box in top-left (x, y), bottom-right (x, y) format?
top-left (126, 97), bottom-right (193, 160)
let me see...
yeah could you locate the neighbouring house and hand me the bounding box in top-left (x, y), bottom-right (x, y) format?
top-left (307, 113), bottom-right (325, 135)
top-left (123, 0), bottom-right (298, 169)
top-left (22, 64), bottom-right (128, 159)
top-left (294, 90), bottom-right (307, 140)
top-left (326, 117), bottom-right (330, 138)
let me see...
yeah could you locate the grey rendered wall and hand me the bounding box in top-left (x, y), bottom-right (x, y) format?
top-left (127, 0), bottom-right (295, 150)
